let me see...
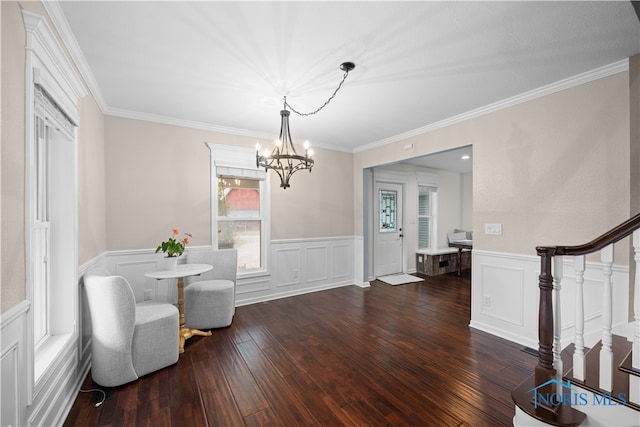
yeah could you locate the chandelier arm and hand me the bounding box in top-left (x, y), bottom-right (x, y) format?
top-left (284, 70), bottom-right (350, 117)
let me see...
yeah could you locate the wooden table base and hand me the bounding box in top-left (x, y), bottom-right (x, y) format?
top-left (179, 327), bottom-right (212, 353)
top-left (177, 277), bottom-right (211, 353)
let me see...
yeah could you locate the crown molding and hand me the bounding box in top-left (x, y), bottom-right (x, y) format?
top-left (105, 107), bottom-right (354, 153)
top-left (354, 58), bottom-right (630, 153)
top-left (42, 1), bottom-right (108, 113)
top-left (105, 106), bottom-right (276, 139)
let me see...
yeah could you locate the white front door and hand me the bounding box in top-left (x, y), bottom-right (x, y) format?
top-left (374, 182), bottom-right (404, 277)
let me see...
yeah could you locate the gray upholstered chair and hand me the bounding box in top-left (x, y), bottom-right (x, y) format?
top-left (84, 269), bottom-right (179, 387)
top-left (184, 249), bottom-right (237, 329)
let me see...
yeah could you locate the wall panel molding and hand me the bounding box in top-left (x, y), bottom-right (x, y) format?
top-left (471, 250), bottom-right (630, 350)
top-left (103, 237), bottom-right (358, 307)
top-left (1, 301), bottom-right (29, 427)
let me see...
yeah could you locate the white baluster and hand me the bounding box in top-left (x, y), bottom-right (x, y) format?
top-left (631, 230), bottom-right (640, 404)
top-left (599, 245), bottom-right (614, 391)
top-left (574, 255), bottom-right (586, 381)
top-left (553, 256), bottom-right (564, 385)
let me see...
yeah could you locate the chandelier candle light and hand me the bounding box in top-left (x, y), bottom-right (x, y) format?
top-left (256, 61), bottom-right (355, 189)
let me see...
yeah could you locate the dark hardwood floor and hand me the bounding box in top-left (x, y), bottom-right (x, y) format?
top-left (64, 270), bottom-right (537, 427)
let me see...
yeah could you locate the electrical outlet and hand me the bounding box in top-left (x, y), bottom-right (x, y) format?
top-left (484, 223), bottom-right (503, 235)
top-left (293, 269), bottom-right (299, 279)
top-left (483, 296), bottom-right (491, 307)
top-left (144, 289), bottom-right (152, 301)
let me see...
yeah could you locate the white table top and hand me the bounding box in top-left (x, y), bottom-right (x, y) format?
top-left (144, 263), bottom-right (212, 280)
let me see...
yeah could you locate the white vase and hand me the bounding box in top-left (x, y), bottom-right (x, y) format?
top-left (164, 256), bottom-right (178, 271)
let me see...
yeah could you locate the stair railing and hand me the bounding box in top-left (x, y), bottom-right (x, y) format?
top-left (513, 212), bottom-right (640, 425)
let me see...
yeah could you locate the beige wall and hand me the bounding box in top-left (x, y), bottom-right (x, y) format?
top-left (461, 172), bottom-right (473, 231)
top-left (355, 72), bottom-right (631, 259)
top-left (2, 1), bottom-right (28, 313)
top-left (0, 0), bottom-right (3, 299)
top-left (1, 1), bottom-right (106, 314)
top-left (270, 146), bottom-right (354, 239)
top-left (78, 96), bottom-right (106, 264)
top-left (104, 116), bottom-right (354, 251)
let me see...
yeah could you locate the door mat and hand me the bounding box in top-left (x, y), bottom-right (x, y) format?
top-left (377, 274), bottom-right (423, 286)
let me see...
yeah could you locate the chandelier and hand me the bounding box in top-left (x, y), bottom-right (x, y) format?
top-left (256, 61), bottom-right (355, 189)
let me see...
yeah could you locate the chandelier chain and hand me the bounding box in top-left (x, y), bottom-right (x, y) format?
top-left (284, 70), bottom-right (351, 117)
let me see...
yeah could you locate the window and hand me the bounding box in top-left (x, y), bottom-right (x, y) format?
top-left (417, 185), bottom-right (437, 249)
top-left (207, 143), bottom-right (270, 276)
top-left (379, 190), bottom-right (398, 232)
top-left (217, 177), bottom-right (262, 270)
top-left (33, 110), bottom-right (52, 347)
top-left (23, 10), bottom-right (85, 392)
top-left (31, 85), bottom-right (78, 377)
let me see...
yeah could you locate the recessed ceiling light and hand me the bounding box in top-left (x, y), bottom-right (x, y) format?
top-left (461, 155), bottom-right (470, 160)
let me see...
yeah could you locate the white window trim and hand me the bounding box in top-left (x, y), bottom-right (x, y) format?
top-left (23, 10), bottom-right (86, 403)
top-left (205, 143), bottom-right (271, 278)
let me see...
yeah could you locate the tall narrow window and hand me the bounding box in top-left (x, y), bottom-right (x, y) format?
top-left (23, 9), bottom-right (85, 402)
top-left (31, 84), bottom-right (78, 381)
top-left (33, 114), bottom-right (51, 346)
top-left (418, 185), bottom-right (437, 249)
top-left (207, 143), bottom-right (270, 276)
top-left (217, 176), bottom-right (262, 271)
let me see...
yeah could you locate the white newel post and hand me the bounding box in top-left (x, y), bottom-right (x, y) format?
top-left (631, 230), bottom-right (640, 404)
top-left (553, 256), bottom-right (563, 386)
top-left (574, 255), bottom-right (586, 381)
top-left (599, 245), bottom-right (614, 391)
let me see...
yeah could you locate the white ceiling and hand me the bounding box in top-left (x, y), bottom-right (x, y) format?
top-left (56, 1), bottom-right (640, 171)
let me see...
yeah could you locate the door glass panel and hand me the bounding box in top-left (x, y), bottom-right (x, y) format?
top-left (379, 190), bottom-right (397, 232)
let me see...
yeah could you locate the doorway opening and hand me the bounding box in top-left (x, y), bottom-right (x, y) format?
top-left (364, 145), bottom-right (473, 283)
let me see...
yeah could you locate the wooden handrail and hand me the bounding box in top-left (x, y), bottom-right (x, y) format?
top-left (513, 212), bottom-right (640, 426)
top-left (536, 212), bottom-right (640, 256)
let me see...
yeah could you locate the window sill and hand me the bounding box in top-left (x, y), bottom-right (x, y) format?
top-left (237, 269), bottom-right (270, 280)
top-left (35, 333), bottom-right (73, 384)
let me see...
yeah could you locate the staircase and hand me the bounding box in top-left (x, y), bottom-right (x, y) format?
top-left (512, 213), bottom-right (640, 426)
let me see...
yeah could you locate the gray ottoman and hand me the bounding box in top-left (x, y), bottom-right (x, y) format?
top-left (184, 279), bottom-right (235, 329)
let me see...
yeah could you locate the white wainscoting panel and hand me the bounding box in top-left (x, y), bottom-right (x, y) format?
top-left (103, 237), bottom-right (358, 308)
top-left (479, 263), bottom-right (525, 326)
top-left (307, 246), bottom-right (329, 283)
top-left (273, 247), bottom-right (302, 288)
top-left (1, 301), bottom-right (29, 427)
top-left (245, 236), bottom-right (356, 305)
top-left (235, 275), bottom-right (271, 296)
top-left (333, 243), bottom-right (354, 280)
top-left (471, 250), bottom-right (630, 350)
top-left (106, 250), bottom-right (172, 303)
top-left (1, 341), bottom-right (19, 427)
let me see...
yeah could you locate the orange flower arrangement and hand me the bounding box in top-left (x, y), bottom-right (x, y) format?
top-left (156, 228), bottom-right (192, 257)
